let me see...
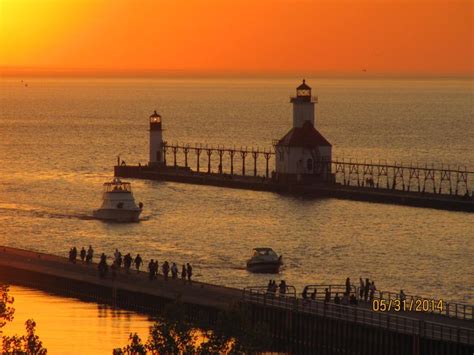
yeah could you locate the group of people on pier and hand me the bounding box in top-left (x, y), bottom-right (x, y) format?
top-left (68, 246), bottom-right (94, 264)
top-left (67, 246), bottom-right (194, 282)
top-left (266, 280), bottom-right (288, 295)
top-left (146, 259), bottom-right (193, 282)
top-left (297, 277), bottom-right (377, 306)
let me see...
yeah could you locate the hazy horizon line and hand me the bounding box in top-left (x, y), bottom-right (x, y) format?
top-left (1, 66), bottom-right (473, 80)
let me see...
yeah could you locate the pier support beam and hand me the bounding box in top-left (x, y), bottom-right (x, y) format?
top-left (229, 150), bottom-right (235, 176)
top-left (218, 150), bottom-right (224, 174)
top-left (206, 149), bottom-right (212, 174)
top-left (196, 148), bottom-right (202, 172)
top-left (252, 151), bottom-right (259, 177)
top-left (264, 152), bottom-right (271, 178)
top-left (241, 151), bottom-right (247, 176)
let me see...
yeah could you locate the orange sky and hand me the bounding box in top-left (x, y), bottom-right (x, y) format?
top-left (0, 0), bottom-right (472, 76)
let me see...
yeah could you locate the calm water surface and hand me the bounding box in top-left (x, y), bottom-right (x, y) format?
top-left (0, 78), bottom-right (473, 307)
top-left (3, 285), bottom-right (151, 354)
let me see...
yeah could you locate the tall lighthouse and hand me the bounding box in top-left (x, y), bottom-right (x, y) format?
top-left (149, 110), bottom-right (164, 166)
top-left (274, 80), bottom-right (332, 182)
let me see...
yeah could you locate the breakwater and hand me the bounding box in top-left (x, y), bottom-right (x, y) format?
top-left (114, 161), bottom-right (474, 212)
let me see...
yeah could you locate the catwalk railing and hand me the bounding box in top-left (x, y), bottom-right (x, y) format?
top-left (304, 284), bottom-right (473, 321)
top-left (160, 143), bottom-right (473, 197)
top-left (332, 159), bottom-right (472, 197)
top-left (242, 287), bottom-right (473, 346)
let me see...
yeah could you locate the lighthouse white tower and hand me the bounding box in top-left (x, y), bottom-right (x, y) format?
top-left (274, 80), bottom-right (332, 182)
top-left (149, 110), bottom-right (164, 166)
top-left (291, 79), bottom-right (316, 127)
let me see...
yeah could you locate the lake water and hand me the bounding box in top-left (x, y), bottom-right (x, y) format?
top-left (3, 285), bottom-right (152, 354)
top-left (0, 77), bottom-right (473, 310)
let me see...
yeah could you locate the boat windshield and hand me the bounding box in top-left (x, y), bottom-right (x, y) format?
top-left (103, 179), bottom-right (132, 193)
top-left (253, 249), bottom-right (277, 257)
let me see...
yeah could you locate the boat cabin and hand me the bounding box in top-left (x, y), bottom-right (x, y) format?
top-left (252, 248), bottom-right (278, 258)
top-left (103, 178), bottom-right (132, 193)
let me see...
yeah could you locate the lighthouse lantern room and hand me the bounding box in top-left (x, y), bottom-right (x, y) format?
top-left (149, 110), bottom-right (164, 166)
top-left (275, 80), bottom-right (332, 182)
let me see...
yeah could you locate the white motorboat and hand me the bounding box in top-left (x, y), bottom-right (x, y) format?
top-left (93, 178), bottom-right (143, 222)
top-left (246, 248), bottom-right (283, 273)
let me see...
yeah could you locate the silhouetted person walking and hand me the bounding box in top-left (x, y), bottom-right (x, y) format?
top-left (324, 288), bottom-right (330, 302)
top-left (171, 263), bottom-right (178, 279)
top-left (345, 277), bottom-right (351, 294)
top-left (80, 247), bottom-right (86, 262)
top-left (162, 261), bottom-right (170, 281)
top-left (148, 259), bottom-right (155, 280)
top-left (359, 277), bottom-right (364, 300)
top-left (86, 245), bottom-right (94, 264)
top-left (302, 286), bottom-right (308, 300)
top-left (181, 265), bottom-right (186, 280)
top-left (364, 278), bottom-right (370, 301)
top-left (124, 253), bottom-right (132, 273)
top-left (134, 254), bottom-right (143, 272)
top-left (186, 263), bottom-right (193, 282)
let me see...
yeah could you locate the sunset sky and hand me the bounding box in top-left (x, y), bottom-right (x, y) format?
top-left (0, 0), bottom-right (472, 76)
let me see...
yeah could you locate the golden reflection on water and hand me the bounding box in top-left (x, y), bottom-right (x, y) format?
top-left (3, 285), bottom-right (152, 354)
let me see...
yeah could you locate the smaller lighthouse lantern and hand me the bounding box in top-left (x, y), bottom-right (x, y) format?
top-left (149, 110), bottom-right (164, 166)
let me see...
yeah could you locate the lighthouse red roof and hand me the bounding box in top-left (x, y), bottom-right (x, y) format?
top-left (297, 79), bottom-right (311, 90)
top-left (150, 110), bottom-right (161, 118)
top-left (276, 121), bottom-right (331, 147)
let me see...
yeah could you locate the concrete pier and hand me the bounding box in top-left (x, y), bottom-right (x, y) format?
top-left (0, 246), bottom-right (472, 354)
top-left (114, 165), bottom-right (474, 212)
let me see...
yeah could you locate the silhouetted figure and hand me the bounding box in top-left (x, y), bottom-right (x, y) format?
top-left (359, 278), bottom-right (364, 299)
top-left (114, 250), bottom-right (122, 269)
top-left (98, 253), bottom-right (108, 278)
top-left (278, 280), bottom-right (287, 296)
top-left (162, 261), bottom-right (170, 281)
top-left (86, 245), bottom-right (94, 264)
top-left (186, 263), bottom-right (193, 282)
top-left (72, 247), bottom-right (78, 263)
top-left (334, 293), bottom-right (341, 304)
top-left (364, 278), bottom-right (370, 301)
top-left (369, 281), bottom-right (376, 301)
top-left (342, 292), bottom-right (349, 305)
top-left (267, 280), bottom-right (273, 293)
top-left (114, 249), bottom-right (121, 267)
top-left (350, 293), bottom-right (358, 305)
top-left (80, 247), bottom-right (86, 262)
top-left (181, 265), bottom-right (186, 280)
top-left (273, 280), bottom-right (278, 294)
top-left (171, 263), bottom-right (178, 279)
top-left (345, 277), bottom-right (351, 295)
top-left (124, 253), bottom-right (132, 273)
top-left (134, 254), bottom-right (143, 272)
top-left (324, 288), bottom-right (331, 302)
top-left (399, 289), bottom-right (406, 303)
top-left (311, 289), bottom-right (317, 301)
top-left (148, 259), bottom-right (155, 280)
top-left (302, 286), bottom-right (308, 300)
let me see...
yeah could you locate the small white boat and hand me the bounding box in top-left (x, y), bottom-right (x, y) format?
top-left (246, 248), bottom-right (283, 274)
top-left (93, 178), bottom-right (143, 222)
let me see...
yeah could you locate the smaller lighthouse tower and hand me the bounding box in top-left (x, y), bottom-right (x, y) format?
top-left (149, 110), bottom-right (164, 166)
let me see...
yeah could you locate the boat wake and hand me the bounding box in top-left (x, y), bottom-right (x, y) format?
top-left (0, 205), bottom-right (96, 221)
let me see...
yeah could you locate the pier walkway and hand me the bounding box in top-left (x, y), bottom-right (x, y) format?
top-left (1, 246), bottom-right (473, 353)
top-left (115, 164), bottom-right (474, 212)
